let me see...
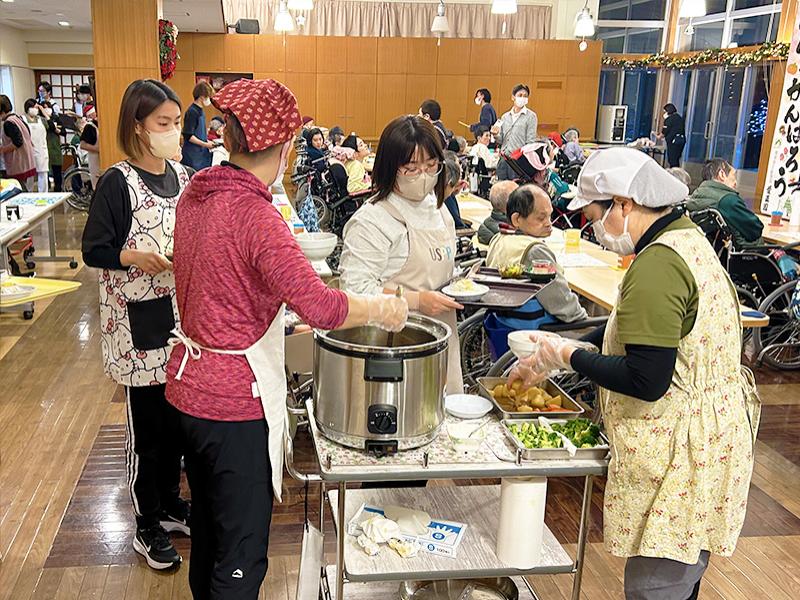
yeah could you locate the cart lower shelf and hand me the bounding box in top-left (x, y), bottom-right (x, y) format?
top-left (328, 484), bottom-right (574, 583)
top-left (323, 565), bottom-right (543, 600)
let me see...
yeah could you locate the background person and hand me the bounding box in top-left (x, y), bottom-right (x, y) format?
top-left (164, 78), bottom-right (406, 600)
top-left (23, 99), bottom-right (50, 192)
top-left (478, 180), bottom-right (517, 245)
top-left (660, 103), bottom-right (686, 168)
top-left (41, 100), bottom-right (64, 191)
top-left (562, 129), bottom-right (585, 165)
top-left (207, 116), bottom-right (224, 142)
top-left (37, 81), bottom-right (60, 115)
top-left (79, 107), bottom-right (101, 188)
top-left (419, 99), bottom-right (451, 147)
top-left (492, 84), bottom-right (538, 181)
top-left (513, 148), bottom-right (755, 600)
top-left (181, 81), bottom-right (215, 171)
top-left (442, 150), bottom-right (469, 230)
top-left (81, 79), bottom-right (194, 572)
top-left (340, 115), bottom-right (464, 393)
top-left (340, 133), bottom-right (371, 193)
top-left (470, 88), bottom-right (497, 137)
top-left (0, 94), bottom-right (36, 190)
top-left (469, 125), bottom-right (499, 170)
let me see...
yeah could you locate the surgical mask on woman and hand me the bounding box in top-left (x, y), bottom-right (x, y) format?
top-left (202, 97), bottom-right (212, 107)
top-left (514, 96), bottom-right (528, 109)
top-left (663, 112), bottom-right (669, 120)
top-left (146, 128), bottom-right (181, 160)
top-left (395, 170), bottom-right (439, 202)
top-left (269, 140), bottom-right (292, 188)
top-left (474, 97), bottom-right (482, 106)
top-left (592, 205), bottom-right (635, 256)
top-left (43, 108), bottom-right (53, 118)
top-left (27, 107), bottom-right (39, 118)
top-left (78, 93), bottom-right (89, 102)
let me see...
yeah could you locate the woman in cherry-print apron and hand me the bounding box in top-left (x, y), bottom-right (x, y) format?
top-left (165, 79), bottom-right (407, 600)
top-left (82, 79), bottom-right (192, 571)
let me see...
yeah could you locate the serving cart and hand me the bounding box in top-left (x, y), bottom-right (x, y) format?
top-left (286, 399), bottom-right (609, 600)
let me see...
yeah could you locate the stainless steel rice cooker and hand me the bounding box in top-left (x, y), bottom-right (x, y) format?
top-left (313, 314), bottom-right (451, 455)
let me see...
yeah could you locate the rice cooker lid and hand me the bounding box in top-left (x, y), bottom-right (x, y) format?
top-left (315, 314), bottom-right (450, 358)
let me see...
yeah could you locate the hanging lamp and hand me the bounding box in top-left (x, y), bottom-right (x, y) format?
top-left (275, 1), bottom-right (295, 32)
top-left (679, 0), bottom-right (707, 18)
top-left (287, 0), bottom-right (313, 9)
top-left (491, 0), bottom-right (517, 35)
top-left (573, 1), bottom-right (595, 52)
top-left (431, 0), bottom-right (450, 46)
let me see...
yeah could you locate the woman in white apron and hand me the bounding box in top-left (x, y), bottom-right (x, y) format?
top-left (22, 99), bottom-right (49, 192)
top-left (511, 149), bottom-right (759, 600)
top-left (82, 79), bottom-right (193, 572)
top-left (340, 115), bottom-right (465, 394)
top-left (164, 79), bottom-right (406, 600)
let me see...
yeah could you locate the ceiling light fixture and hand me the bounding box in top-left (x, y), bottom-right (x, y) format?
top-left (491, 0), bottom-right (516, 35)
top-left (431, 0), bottom-right (449, 46)
top-left (574, 1), bottom-right (595, 52)
top-left (0, 0), bottom-right (15, 4)
top-left (274, 1), bottom-right (295, 32)
top-left (58, 21), bottom-right (70, 27)
top-left (679, 0), bottom-right (707, 19)
top-left (288, 0), bottom-right (313, 9)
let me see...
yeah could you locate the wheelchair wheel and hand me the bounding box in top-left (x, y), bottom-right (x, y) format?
top-left (486, 350), bottom-right (517, 377)
top-left (736, 286), bottom-right (758, 345)
top-left (63, 168), bottom-right (94, 211)
top-left (753, 281), bottom-right (800, 370)
top-left (458, 310), bottom-right (491, 391)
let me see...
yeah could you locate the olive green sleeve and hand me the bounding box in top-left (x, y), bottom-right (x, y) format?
top-left (615, 245), bottom-right (698, 347)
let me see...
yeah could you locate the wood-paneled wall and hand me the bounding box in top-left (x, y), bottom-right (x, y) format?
top-left (91, 0), bottom-right (160, 167)
top-left (171, 34), bottom-right (602, 141)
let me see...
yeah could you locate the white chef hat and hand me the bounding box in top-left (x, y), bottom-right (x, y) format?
top-left (567, 147), bottom-right (689, 211)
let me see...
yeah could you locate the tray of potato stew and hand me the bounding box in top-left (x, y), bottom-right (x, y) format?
top-left (477, 377), bottom-right (585, 419)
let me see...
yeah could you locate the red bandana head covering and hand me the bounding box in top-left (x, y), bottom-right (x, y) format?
top-left (212, 79), bottom-right (302, 152)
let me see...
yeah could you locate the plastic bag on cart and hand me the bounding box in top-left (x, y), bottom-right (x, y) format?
top-left (295, 521), bottom-right (323, 600)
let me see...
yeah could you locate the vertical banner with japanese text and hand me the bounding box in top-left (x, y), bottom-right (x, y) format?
top-left (761, 10), bottom-right (800, 220)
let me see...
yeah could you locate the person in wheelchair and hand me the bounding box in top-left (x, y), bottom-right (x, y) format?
top-left (561, 128), bottom-right (585, 165)
top-left (340, 133), bottom-right (372, 194)
top-left (521, 141), bottom-right (571, 212)
top-left (483, 184), bottom-right (587, 356)
top-left (477, 180), bottom-right (517, 245)
top-left (442, 151), bottom-right (470, 230)
top-left (305, 127), bottom-right (327, 174)
top-left (468, 125), bottom-right (499, 170)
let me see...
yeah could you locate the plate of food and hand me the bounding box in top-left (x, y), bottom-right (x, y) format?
top-left (477, 376), bottom-right (584, 419)
top-left (442, 279), bottom-right (490, 302)
top-left (497, 263), bottom-right (525, 279)
top-left (524, 259), bottom-right (557, 284)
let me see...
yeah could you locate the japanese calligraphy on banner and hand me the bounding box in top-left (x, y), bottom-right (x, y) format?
top-left (761, 11), bottom-right (800, 223)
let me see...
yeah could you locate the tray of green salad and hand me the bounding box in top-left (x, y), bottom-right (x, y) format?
top-left (501, 418), bottom-right (609, 460)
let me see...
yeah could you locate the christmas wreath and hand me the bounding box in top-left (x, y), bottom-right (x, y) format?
top-left (159, 19), bottom-right (179, 81)
top-left (602, 41), bottom-right (789, 70)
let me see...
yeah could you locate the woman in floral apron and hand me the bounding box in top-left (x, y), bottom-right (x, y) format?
top-left (512, 148), bottom-right (760, 600)
top-left (82, 80), bottom-right (192, 572)
top-left (164, 79), bottom-right (406, 600)
top-left (340, 115), bottom-right (465, 394)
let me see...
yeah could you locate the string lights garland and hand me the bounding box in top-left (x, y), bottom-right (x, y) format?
top-left (601, 41), bottom-right (788, 70)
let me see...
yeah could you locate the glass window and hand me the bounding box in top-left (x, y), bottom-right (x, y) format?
top-left (680, 20), bottom-right (725, 51)
top-left (705, 0), bottom-right (729, 14)
top-left (741, 64), bottom-right (773, 170)
top-left (598, 0), bottom-right (628, 20)
top-left (731, 13), bottom-right (779, 47)
top-left (712, 67), bottom-right (745, 164)
top-left (599, 70), bottom-right (621, 105)
top-left (630, 0), bottom-right (667, 20)
top-left (598, 27), bottom-right (626, 53)
top-left (735, 0), bottom-right (781, 9)
top-left (627, 28), bottom-right (663, 53)
top-left (622, 70), bottom-right (658, 141)
top-left (669, 70), bottom-right (693, 117)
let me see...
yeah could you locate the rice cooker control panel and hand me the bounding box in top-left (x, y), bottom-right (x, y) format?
top-left (367, 404), bottom-right (398, 435)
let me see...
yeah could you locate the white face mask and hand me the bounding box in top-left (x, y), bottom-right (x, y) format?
top-left (27, 107), bottom-right (39, 118)
top-left (514, 96), bottom-right (528, 109)
top-left (395, 170), bottom-right (440, 202)
top-left (592, 205), bottom-right (635, 256)
top-left (663, 112), bottom-right (669, 120)
top-left (43, 108), bottom-right (53, 118)
top-left (145, 127), bottom-right (181, 160)
top-left (474, 97), bottom-right (482, 106)
top-left (269, 140), bottom-right (293, 188)
top-left (202, 97), bottom-right (212, 107)
top-left (78, 93), bottom-right (89, 102)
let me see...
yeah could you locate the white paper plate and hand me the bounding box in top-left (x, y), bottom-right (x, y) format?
top-left (0, 284), bottom-right (35, 301)
top-left (445, 394), bottom-right (493, 420)
top-left (441, 282), bottom-right (490, 301)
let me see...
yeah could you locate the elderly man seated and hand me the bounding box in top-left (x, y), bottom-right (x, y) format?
top-left (478, 180), bottom-right (517, 245)
top-left (481, 184), bottom-right (587, 356)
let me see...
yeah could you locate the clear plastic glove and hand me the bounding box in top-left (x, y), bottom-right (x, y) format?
top-left (366, 294), bottom-right (408, 332)
top-left (509, 331), bottom-right (597, 387)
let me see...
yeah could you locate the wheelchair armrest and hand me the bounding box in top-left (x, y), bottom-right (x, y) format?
top-left (539, 316), bottom-right (608, 333)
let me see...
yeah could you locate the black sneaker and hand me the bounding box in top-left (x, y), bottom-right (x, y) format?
top-left (133, 525), bottom-right (182, 570)
top-left (160, 498), bottom-right (191, 536)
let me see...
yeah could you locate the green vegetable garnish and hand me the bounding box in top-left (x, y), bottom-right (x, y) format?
top-left (508, 422), bottom-right (564, 449)
top-left (550, 419), bottom-right (602, 448)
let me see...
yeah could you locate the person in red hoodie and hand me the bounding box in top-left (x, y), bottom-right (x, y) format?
top-left (165, 79), bottom-right (407, 600)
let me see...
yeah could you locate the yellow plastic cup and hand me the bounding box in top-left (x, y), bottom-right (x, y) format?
top-left (280, 205), bottom-right (293, 221)
top-left (564, 229), bottom-right (581, 252)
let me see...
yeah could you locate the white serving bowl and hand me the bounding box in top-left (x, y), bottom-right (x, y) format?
top-left (445, 393), bottom-right (493, 420)
top-left (507, 330), bottom-right (539, 359)
top-left (296, 232), bottom-right (338, 262)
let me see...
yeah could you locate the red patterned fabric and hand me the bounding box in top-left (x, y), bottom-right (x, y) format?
top-left (212, 78), bottom-right (302, 152)
top-left (548, 131), bottom-right (563, 147)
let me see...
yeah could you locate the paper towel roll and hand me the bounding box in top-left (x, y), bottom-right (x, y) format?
top-left (495, 477), bottom-right (547, 569)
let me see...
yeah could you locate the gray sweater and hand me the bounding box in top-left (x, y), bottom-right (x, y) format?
top-left (495, 108), bottom-right (538, 153)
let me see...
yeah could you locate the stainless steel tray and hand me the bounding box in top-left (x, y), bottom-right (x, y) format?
top-left (400, 577), bottom-right (519, 599)
top-left (477, 377), bottom-right (584, 420)
top-left (500, 419), bottom-right (570, 460)
top-left (501, 419), bottom-right (610, 461)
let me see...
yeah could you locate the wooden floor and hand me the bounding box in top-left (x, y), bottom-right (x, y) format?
top-left (2, 210), bottom-right (800, 599)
